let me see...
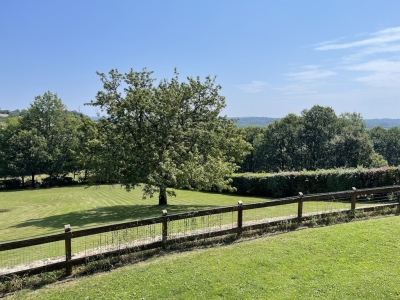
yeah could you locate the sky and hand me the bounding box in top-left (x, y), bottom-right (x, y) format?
top-left (1, 0), bottom-right (400, 119)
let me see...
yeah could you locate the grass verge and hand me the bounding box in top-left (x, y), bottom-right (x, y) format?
top-left (2, 215), bottom-right (400, 299)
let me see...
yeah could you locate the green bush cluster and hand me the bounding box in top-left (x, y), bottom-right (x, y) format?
top-left (231, 166), bottom-right (400, 197)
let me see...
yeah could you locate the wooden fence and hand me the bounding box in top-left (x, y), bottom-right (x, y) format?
top-left (1, 186), bottom-right (400, 278)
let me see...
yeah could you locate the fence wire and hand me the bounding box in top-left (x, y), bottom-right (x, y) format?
top-left (243, 202), bottom-right (298, 226)
top-left (167, 209), bottom-right (236, 241)
top-left (303, 196), bottom-right (351, 216)
top-left (0, 240), bottom-right (64, 275)
top-left (71, 224), bottom-right (162, 260)
top-left (357, 192), bottom-right (399, 206)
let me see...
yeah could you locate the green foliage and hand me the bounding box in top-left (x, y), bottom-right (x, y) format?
top-left (237, 126), bottom-right (264, 172)
top-left (0, 92), bottom-right (95, 185)
top-left (88, 68), bottom-right (251, 205)
top-left (232, 166), bottom-right (400, 197)
top-left (368, 151), bottom-right (388, 168)
top-left (247, 106), bottom-right (374, 173)
top-left (369, 126), bottom-right (400, 166)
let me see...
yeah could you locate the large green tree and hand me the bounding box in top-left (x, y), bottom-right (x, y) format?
top-left (330, 113), bottom-right (373, 168)
top-left (238, 126), bottom-right (264, 172)
top-left (369, 126), bottom-right (400, 166)
top-left (0, 119), bottom-right (47, 185)
top-left (300, 105), bottom-right (338, 170)
top-left (88, 68), bottom-right (250, 205)
top-left (19, 91), bottom-right (81, 180)
top-left (244, 106), bottom-right (375, 172)
top-left (254, 114), bottom-right (303, 172)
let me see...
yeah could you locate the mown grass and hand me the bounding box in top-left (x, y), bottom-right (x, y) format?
top-left (0, 185), bottom-right (364, 243)
top-left (0, 185), bottom-right (388, 270)
top-left (0, 185), bottom-right (272, 242)
top-left (4, 216), bottom-right (400, 299)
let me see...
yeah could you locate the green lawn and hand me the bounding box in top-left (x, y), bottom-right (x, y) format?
top-left (0, 185), bottom-right (272, 242)
top-left (7, 216), bottom-right (400, 299)
top-left (0, 185), bottom-right (384, 270)
top-left (0, 185), bottom-right (361, 243)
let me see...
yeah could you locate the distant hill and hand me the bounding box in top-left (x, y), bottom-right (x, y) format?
top-left (3, 110), bottom-right (400, 130)
top-left (364, 119), bottom-right (400, 130)
top-left (231, 117), bottom-right (279, 127)
top-left (232, 117), bottom-right (400, 130)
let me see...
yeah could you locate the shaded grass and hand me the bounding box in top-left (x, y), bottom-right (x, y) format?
top-left (5, 216), bottom-right (400, 299)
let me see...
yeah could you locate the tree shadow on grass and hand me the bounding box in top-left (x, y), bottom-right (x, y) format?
top-left (11, 204), bottom-right (220, 231)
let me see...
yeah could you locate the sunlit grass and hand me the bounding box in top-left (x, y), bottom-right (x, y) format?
top-left (0, 185), bottom-right (270, 242)
top-left (7, 216), bottom-right (400, 299)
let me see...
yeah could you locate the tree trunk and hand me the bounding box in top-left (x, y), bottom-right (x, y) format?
top-left (21, 176), bottom-right (25, 187)
top-left (31, 171), bottom-right (35, 187)
top-left (158, 186), bottom-right (168, 205)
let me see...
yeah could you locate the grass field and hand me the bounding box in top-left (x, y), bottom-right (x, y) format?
top-left (0, 185), bottom-right (271, 242)
top-left (0, 185), bottom-right (368, 243)
top-left (5, 216), bottom-right (400, 299)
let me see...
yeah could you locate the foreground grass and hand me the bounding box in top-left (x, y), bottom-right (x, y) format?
top-left (6, 216), bottom-right (400, 299)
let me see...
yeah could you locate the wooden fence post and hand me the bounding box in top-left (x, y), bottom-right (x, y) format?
top-left (297, 192), bottom-right (303, 224)
top-left (64, 224), bottom-right (72, 276)
top-left (237, 201), bottom-right (243, 235)
top-left (351, 187), bottom-right (357, 211)
top-left (162, 210), bottom-right (168, 249)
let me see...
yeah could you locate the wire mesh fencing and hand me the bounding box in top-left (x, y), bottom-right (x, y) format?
top-left (242, 202), bottom-right (298, 226)
top-left (302, 195), bottom-right (352, 216)
top-left (166, 208), bottom-right (237, 242)
top-left (357, 191), bottom-right (399, 206)
top-left (71, 223), bottom-right (163, 261)
top-left (0, 239), bottom-right (64, 276)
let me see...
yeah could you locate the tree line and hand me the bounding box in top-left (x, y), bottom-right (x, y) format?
top-left (0, 69), bottom-right (250, 205)
top-left (1, 69), bottom-right (399, 204)
top-left (238, 105), bottom-right (398, 173)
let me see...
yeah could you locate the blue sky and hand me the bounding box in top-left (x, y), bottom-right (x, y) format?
top-left (1, 1), bottom-right (400, 118)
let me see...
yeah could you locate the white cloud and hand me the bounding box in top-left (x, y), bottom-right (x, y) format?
top-left (315, 26), bottom-right (400, 51)
top-left (343, 44), bottom-right (400, 61)
top-left (286, 69), bottom-right (336, 82)
top-left (237, 81), bottom-right (268, 93)
top-left (343, 59), bottom-right (400, 88)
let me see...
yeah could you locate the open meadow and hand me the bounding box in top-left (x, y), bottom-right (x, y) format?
top-left (5, 216), bottom-right (400, 299)
top-left (0, 185), bottom-right (388, 272)
top-left (0, 185), bottom-right (367, 243)
top-left (0, 185), bottom-right (269, 243)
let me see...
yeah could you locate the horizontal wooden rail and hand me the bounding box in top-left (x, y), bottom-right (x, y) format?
top-left (243, 197), bottom-right (298, 210)
top-left (0, 233), bottom-right (65, 252)
top-left (166, 206), bottom-right (238, 221)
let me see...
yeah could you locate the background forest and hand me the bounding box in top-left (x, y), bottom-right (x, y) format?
top-left (1, 93), bottom-right (400, 190)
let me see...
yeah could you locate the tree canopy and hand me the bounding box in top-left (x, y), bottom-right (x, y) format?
top-left (248, 105), bottom-right (381, 173)
top-left (87, 68), bottom-right (250, 205)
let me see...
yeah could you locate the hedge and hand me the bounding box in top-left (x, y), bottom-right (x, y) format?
top-left (231, 166), bottom-right (400, 197)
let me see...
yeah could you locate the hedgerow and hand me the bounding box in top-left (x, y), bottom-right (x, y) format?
top-left (231, 166), bottom-right (400, 197)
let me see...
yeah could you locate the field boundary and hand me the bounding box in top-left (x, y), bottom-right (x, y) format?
top-left (1, 186), bottom-right (399, 277)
